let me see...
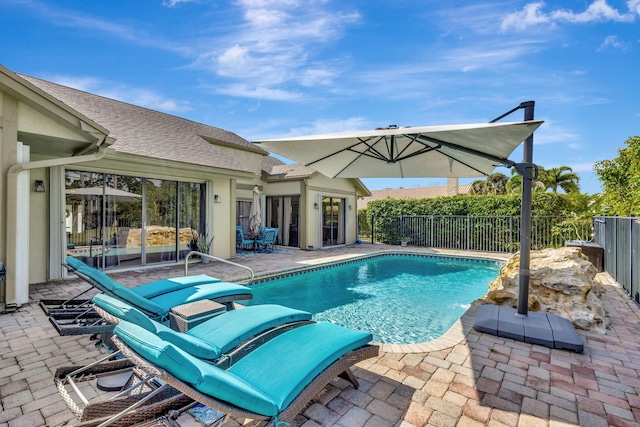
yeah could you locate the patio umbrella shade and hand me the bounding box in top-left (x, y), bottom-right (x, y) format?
top-left (249, 185), bottom-right (262, 234)
top-left (66, 187), bottom-right (142, 202)
top-left (254, 112), bottom-right (543, 319)
top-left (253, 121), bottom-right (543, 179)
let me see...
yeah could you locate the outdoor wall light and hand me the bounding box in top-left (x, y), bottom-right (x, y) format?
top-left (348, 205), bottom-right (353, 210)
top-left (314, 202), bottom-right (319, 209)
top-left (213, 194), bottom-right (221, 203)
top-left (34, 180), bottom-right (45, 193)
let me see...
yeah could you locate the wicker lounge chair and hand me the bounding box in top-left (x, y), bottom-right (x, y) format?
top-left (110, 320), bottom-right (379, 426)
top-left (46, 256), bottom-right (252, 335)
top-left (55, 295), bottom-right (315, 426)
top-left (92, 293), bottom-right (313, 367)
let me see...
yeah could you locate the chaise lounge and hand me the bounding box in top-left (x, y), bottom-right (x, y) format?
top-left (110, 319), bottom-right (379, 426)
top-left (92, 293), bottom-right (313, 367)
top-left (45, 256), bottom-right (253, 335)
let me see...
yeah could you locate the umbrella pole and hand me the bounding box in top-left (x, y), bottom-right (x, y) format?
top-left (516, 101), bottom-right (535, 317)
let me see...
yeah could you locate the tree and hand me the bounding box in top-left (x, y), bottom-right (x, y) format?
top-left (594, 136), bottom-right (640, 215)
top-left (506, 167), bottom-right (546, 194)
top-left (471, 172), bottom-right (508, 195)
top-left (540, 166), bottom-right (580, 193)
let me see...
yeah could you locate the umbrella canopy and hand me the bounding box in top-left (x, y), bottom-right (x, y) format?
top-left (66, 187), bottom-right (142, 202)
top-left (253, 121), bottom-right (543, 179)
top-left (249, 186), bottom-right (262, 233)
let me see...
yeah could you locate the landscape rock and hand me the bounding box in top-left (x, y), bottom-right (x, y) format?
top-left (475, 247), bottom-right (609, 333)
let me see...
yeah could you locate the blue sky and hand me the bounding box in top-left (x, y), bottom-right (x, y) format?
top-left (2, 0), bottom-right (639, 194)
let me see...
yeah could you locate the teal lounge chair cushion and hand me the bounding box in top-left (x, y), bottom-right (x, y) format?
top-left (228, 322), bottom-right (372, 411)
top-left (133, 274), bottom-right (222, 299)
top-left (114, 322), bottom-right (279, 417)
top-left (114, 322), bottom-right (202, 384)
top-left (80, 267), bottom-right (164, 316)
top-left (188, 304), bottom-right (312, 354)
top-left (148, 282), bottom-right (251, 312)
top-left (65, 256), bottom-right (87, 271)
top-left (93, 294), bottom-right (221, 359)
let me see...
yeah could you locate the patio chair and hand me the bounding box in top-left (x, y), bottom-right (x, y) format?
top-left (46, 257), bottom-right (253, 335)
top-left (109, 319), bottom-right (378, 426)
top-left (256, 227), bottom-right (278, 252)
top-left (92, 293), bottom-right (313, 367)
top-left (235, 227), bottom-right (254, 251)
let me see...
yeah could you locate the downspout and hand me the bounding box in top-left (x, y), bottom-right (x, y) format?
top-left (4, 144), bottom-right (110, 309)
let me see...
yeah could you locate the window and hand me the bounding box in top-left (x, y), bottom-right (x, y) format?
top-left (65, 170), bottom-right (203, 269)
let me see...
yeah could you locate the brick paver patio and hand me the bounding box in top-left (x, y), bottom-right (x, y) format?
top-left (1, 244), bottom-right (639, 426)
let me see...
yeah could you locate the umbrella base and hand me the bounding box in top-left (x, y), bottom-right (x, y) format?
top-left (473, 305), bottom-right (583, 353)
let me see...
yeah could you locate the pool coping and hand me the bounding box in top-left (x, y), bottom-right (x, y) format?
top-left (248, 250), bottom-right (504, 354)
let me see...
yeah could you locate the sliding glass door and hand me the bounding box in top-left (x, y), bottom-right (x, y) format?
top-left (264, 196), bottom-right (300, 247)
top-left (322, 197), bottom-right (345, 247)
top-left (65, 170), bottom-right (203, 269)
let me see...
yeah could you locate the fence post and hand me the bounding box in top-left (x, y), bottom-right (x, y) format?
top-left (371, 213), bottom-right (375, 245)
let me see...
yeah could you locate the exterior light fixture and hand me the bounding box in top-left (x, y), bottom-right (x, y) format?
top-left (34, 180), bottom-right (45, 193)
top-left (213, 194), bottom-right (221, 203)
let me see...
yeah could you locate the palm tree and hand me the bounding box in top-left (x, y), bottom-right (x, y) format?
top-left (506, 168), bottom-right (545, 193)
top-left (540, 166), bottom-right (580, 193)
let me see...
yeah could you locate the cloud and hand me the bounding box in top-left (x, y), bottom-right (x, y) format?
top-left (501, 0), bottom-right (638, 32)
top-left (46, 75), bottom-right (191, 112)
top-left (290, 117), bottom-right (371, 135)
top-left (597, 35), bottom-right (631, 51)
top-left (163, 0), bottom-right (200, 6)
top-left (216, 83), bottom-right (302, 101)
top-left (193, 1), bottom-right (360, 100)
top-left (4, 0), bottom-right (190, 54)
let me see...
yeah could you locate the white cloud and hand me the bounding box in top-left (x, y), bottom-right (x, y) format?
top-left (216, 83), bottom-right (302, 101)
top-left (46, 75), bottom-right (191, 112)
top-left (193, 1), bottom-right (360, 100)
top-left (598, 35), bottom-right (630, 51)
top-left (501, 0), bottom-right (638, 32)
top-left (285, 117), bottom-right (371, 137)
top-left (163, 0), bottom-right (200, 7)
top-left (532, 119), bottom-right (580, 145)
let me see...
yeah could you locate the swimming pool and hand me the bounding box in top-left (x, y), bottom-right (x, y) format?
top-left (241, 254), bottom-right (500, 344)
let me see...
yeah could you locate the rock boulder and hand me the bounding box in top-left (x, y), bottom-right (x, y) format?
top-left (475, 247), bottom-right (609, 333)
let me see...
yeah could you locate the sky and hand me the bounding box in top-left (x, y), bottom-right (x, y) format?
top-left (1, 0), bottom-right (639, 195)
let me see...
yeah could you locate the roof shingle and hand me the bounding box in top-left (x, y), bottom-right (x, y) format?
top-left (20, 75), bottom-right (264, 173)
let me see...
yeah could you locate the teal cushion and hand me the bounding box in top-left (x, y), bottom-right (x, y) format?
top-left (114, 322), bottom-right (202, 384)
top-left (81, 268), bottom-right (164, 316)
top-left (92, 294), bottom-right (153, 326)
top-left (188, 305), bottom-right (311, 354)
top-left (133, 274), bottom-right (222, 299)
top-left (65, 256), bottom-right (88, 271)
top-left (228, 322), bottom-right (372, 411)
top-left (93, 294), bottom-right (221, 360)
top-left (148, 282), bottom-right (251, 312)
top-left (114, 321), bottom-right (278, 417)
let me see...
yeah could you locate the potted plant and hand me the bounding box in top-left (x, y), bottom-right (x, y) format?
top-left (191, 228), bottom-right (214, 263)
top-left (400, 237), bottom-right (411, 247)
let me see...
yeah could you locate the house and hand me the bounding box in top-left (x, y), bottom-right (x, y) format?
top-left (359, 179), bottom-right (474, 208)
top-left (0, 64), bottom-right (369, 308)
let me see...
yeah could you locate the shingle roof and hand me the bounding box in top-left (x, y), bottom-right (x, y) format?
top-left (360, 184), bottom-right (474, 205)
top-left (261, 156), bottom-right (316, 179)
top-left (19, 75), bottom-right (265, 174)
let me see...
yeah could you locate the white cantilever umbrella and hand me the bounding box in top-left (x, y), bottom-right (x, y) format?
top-left (253, 121), bottom-right (543, 179)
top-left (254, 116), bottom-right (544, 318)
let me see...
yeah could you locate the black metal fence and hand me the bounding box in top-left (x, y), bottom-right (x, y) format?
top-left (360, 214), bottom-right (594, 253)
top-left (593, 216), bottom-right (639, 302)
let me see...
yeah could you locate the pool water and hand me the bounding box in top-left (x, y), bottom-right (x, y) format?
top-left (241, 255), bottom-right (500, 344)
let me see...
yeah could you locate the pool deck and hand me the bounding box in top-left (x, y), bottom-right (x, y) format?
top-left (3, 244), bottom-right (640, 426)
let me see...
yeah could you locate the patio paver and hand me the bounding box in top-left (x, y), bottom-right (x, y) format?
top-left (1, 244), bottom-right (639, 426)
